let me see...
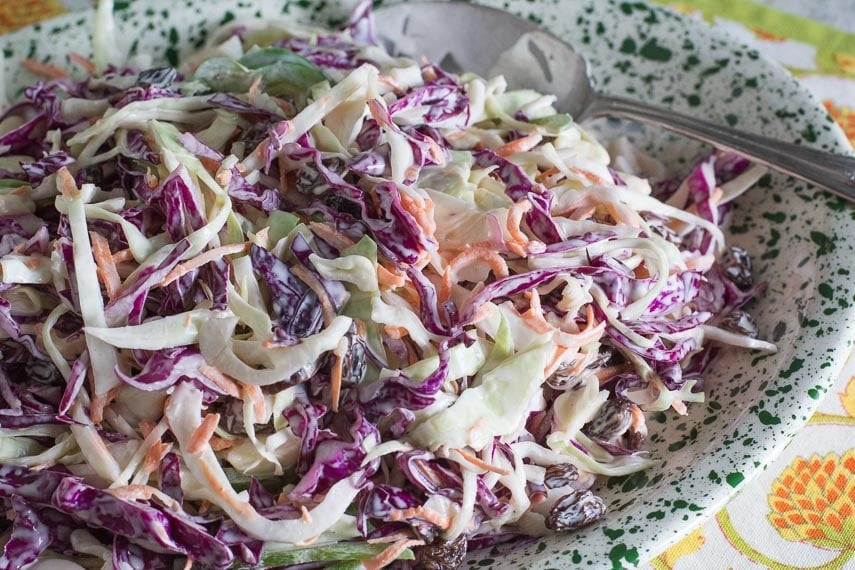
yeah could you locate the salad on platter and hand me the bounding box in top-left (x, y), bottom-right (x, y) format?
top-left (0, 1), bottom-right (774, 568)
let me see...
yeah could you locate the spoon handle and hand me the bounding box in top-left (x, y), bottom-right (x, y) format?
top-left (588, 94), bottom-right (855, 201)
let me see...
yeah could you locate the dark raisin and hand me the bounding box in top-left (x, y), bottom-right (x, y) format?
top-left (136, 66), bottom-right (178, 88)
top-left (413, 535), bottom-right (467, 570)
top-left (341, 325), bottom-right (367, 385)
top-left (545, 489), bottom-right (606, 531)
top-left (722, 246), bottom-right (753, 289)
top-left (720, 310), bottom-right (758, 338)
top-left (544, 463), bottom-right (579, 489)
top-left (584, 399), bottom-right (633, 442)
top-left (25, 359), bottom-right (61, 384)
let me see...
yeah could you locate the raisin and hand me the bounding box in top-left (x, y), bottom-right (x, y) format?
top-left (720, 310), bottom-right (758, 338)
top-left (413, 535), bottom-right (467, 570)
top-left (136, 66), bottom-right (178, 89)
top-left (545, 490), bottom-right (606, 531)
top-left (722, 246), bottom-right (753, 289)
top-left (544, 463), bottom-right (579, 489)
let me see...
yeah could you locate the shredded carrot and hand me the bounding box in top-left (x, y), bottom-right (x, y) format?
top-left (291, 263), bottom-right (336, 326)
top-left (367, 531), bottom-right (413, 545)
top-left (198, 365), bottom-right (241, 399)
top-left (570, 166), bottom-right (608, 186)
top-left (543, 345), bottom-right (573, 378)
top-left (138, 420), bottom-right (157, 438)
top-left (56, 168), bottom-right (78, 198)
top-left (684, 254), bottom-right (715, 272)
top-left (440, 245), bottom-right (509, 303)
top-left (452, 448), bottom-right (511, 476)
top-left (330, 352), bottom-right (343, 413)
top-left (398, 190), bottom-right (437, 242)
top-left (247, 75), bottom-right (263, 106)
top-left (300, 505), bottom-right (312, 523)
top-left (496, 132), bottom-right (543, 157)
top-left (633, 263), bottom-right (650, 279)
top-left (68, 52), bottom-right (97, 74)
top-left (308, 222), bottom-right (356, 251)
top-left (182, 558), bottom-right (194, 570)
top-left (505, 200), bottom-right (532, 256)
top-left (570, 205), bottom-right (597, 221)
top-left (188, 413), bottom-right (221, 455)
top-left (242, 383), bottom-right (267, 420)
top-left (594, 363), bottom-right (633, 384)
top-left (22, 58), bottom-right (69, 79)
top-left (378, 74), bottom-right (406, 93)
top-left (388, 506), bottom-right (450, 529)
top-left (521, 290), bottom-right (554, 335)
top-left (142, 441), bottom-right (173, 475)
top-left (377, 264), bottom-right (407, 289)
top-left (209, 436), bottom-right (237, 451)
top-left (535, 165), bottom-right (562, 184)
top-left (90, 232), bottom-right (121, 301)
top-left (111, 248), bottom-right (135, 264)
top-left (215, 167), bottom-right (233, 188)
top-left (363, 539), bottom-right (425, 570)
top-left (145, 168), bottom-right (159, 190)
top-left (384, 325), bottom-right (409, 340)
top-left (107, 484), bottom-right (158, 501)
top-left (422, 134), bottom-right (446, 166)
top-left (89, 386), bottom-right (119, 425)
top-left (395, 280), bottom-right (422, 309)
top-left (160, 242), bottom-right (250, 286)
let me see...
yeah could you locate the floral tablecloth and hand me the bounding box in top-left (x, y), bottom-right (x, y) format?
top-left (2, 0), bottom-right (854, 569)
top-left (640, 3), bottom-right (855, 568)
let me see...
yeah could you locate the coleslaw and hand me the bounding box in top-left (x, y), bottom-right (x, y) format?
top-left (0, 1), bottom-right (775, 568)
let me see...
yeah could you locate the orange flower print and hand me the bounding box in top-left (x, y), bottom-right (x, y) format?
top-left (834, 52), bottom-right (855, 76)
top-left (649, 527), bottom-right (705, 570)
top-left (0, 0), bottom-right (66, 34)
top-left (840, 375), bottom-right (855, 418)
top-left (767, 451), bottom-right (855, 551)
top-left (751, 28), bottom-right (787, 42)
top-left (824, 100), bottom-right (855, 147)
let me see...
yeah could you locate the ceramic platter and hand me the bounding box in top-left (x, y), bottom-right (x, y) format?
top-left (2, 0), bottom-right (854, 567)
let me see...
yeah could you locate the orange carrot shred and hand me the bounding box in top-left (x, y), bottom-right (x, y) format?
top-left (363, 539), bottom-right (425, 570)
top-left (90, 232), bottom-right (121, 301)
top-left (291, 263), bottom-right (336, 326)
top-left (330, 351), bottom-right (343, 413)
top-left (496, 132), bottom-right (542, 157)
top-left (198, 365), bottom-right (241, 399)
top-left (160, 243), bottom-right (249, 287)
top-left (68, 52), bottom-right (97, 74)
top-left (242, 383), bottom-right (267, 420)
top-left (188, 413), bottom-right (221, 455)
top-left (452, 448), bottom-right (512, 476)
top-left (22, 58), bottom-right (69, 79)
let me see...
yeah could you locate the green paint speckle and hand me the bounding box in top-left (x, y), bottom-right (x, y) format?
top-left (810, 230), bottom-right (836, 255)
top-left (780, 357), bottom-right (805, 379)
top-left (726, 472), bottom-right (745, 487)
top-left (619, 37), bottom-right (637, 54)
top-left (818, 283), bottom-right (834, 299)
top-left (638, 38), bottom-right (672, 61)
top-left (608, 544), bottom-right (640, 569)
top-left (758, 411), bottom-right (781, 425)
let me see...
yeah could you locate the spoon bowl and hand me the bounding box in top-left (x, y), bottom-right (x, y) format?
top-left (374, 1), bottom-right (855, 200)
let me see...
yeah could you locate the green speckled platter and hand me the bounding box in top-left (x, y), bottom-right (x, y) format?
top-left (3, 0), bottom-right (855, 568)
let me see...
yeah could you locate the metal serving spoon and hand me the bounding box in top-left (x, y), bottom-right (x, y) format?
top-left (373, 2), bottom-right (855, 201)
